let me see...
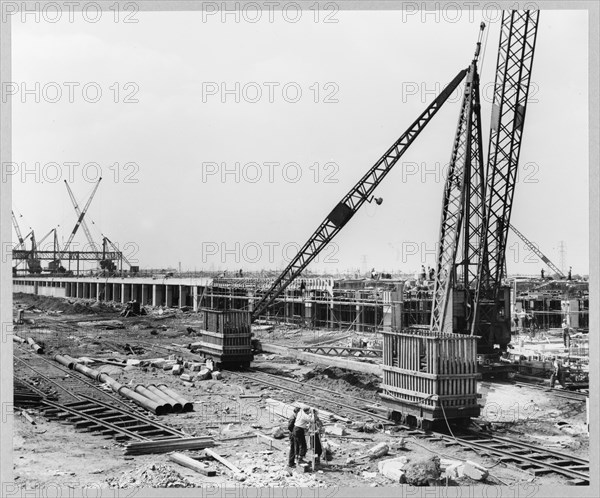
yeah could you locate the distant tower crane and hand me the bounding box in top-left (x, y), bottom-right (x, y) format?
top-left (11, 210), bottom-right (26, 249)
top-left (59, 178), bottom-right (102, 262)
top-left (64, 179), bottom-right (100, 252)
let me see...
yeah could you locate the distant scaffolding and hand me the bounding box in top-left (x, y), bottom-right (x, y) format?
top-left (380, 327), bottom-right (481, 425)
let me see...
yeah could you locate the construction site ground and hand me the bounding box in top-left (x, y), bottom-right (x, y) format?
top-left (11, 294), bottom-right (589, 490)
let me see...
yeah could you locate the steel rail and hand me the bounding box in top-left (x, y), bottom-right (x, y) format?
top-left (238, 369), bottom-right (589, 482)
top-left (246, 368), bottom-right (382, 408)
top-left (41, 399), bottom-right (148, 441)
top-left (15, 345), bottom-right (136, 411)
top-left (13, 356), bottom-right (81, 400)
top-left (229, 371), bottom-right (389, 423)
top-left (435, 432), bottom-right (589, 482)
top-left (76, 394), bottom-right (187, 438)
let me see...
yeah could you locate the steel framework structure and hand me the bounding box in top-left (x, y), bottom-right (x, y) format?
top-left (471, 10), bottom-right (539, 339)
top-left (431, 25), bottom-right (486, 333)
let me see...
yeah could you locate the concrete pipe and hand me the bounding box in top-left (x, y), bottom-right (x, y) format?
top-left (62, 355), bottom-right (79, 369)
top-left (156, 384), bottom-right (194, 412)
top-left (146, 384), bottom-right (183, 412)
top-left (99, 373), bottom-right (121, 390)
top-left (12, 336), bottom-right (26, 344)
top-left (73, 363), bottom-right (103, 382)
top-left (54, 354), bottom-right (75, 369)
top-left (26, 337), bottom-right (44, 354)
top-left (134, 385), bottom-right (172, 413)
top-left (117, 385), bottom-right (166, 416)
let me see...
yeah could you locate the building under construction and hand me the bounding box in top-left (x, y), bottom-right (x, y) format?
top-left (8, 8), bottom-right (593, 490)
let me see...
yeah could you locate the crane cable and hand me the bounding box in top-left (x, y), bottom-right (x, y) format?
top-left (478, 15), bottom-right (491, 74)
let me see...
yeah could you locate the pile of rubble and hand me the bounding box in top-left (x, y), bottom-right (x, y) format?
top-left (105, 463), bottom-right (194, 488)
top-left (376, 455), bottom-right (489, 485)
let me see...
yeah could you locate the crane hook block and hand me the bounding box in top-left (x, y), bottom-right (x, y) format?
top-left (327, 202), bottom-right (354, 229)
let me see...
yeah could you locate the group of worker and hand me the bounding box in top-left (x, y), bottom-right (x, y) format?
top-left (287, 405), bottom-right (323, 468)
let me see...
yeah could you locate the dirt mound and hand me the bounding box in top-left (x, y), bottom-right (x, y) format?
top-left (105, 463), bottom-right (194, 488)
top-left (303, 366), bottom-right (380, 398)
top-left (13, 293), bottom-right (117, 315)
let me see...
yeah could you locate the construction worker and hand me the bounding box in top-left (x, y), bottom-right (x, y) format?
top-left (287, 407), bottom-right (300, 467)
top-left (562, 320), bottom-right (571, 349)
top-left (293, 405), bottom-right (312, 464)
top-left (309, 408), bottom-right (324, 466)
top-left (550, 357), bottom-right (565, 389)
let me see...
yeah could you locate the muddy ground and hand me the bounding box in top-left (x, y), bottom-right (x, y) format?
top-left (10, 293), bottom-right (589, 490)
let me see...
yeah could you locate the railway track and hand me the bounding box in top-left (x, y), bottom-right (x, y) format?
top-left (228, 368), bottom-right (390, 424)
top-left (14, 346), bottom-right (151, 415)
top-left (415, 431), bottom-right (589, 485)
top-left (510, 381), bottom-right (588, 402)
top-left (40, 394), bottom-right (188, 442)
top-left (16, 329), bottom-right (589, 483)
top-left (231, 368), bottom-right (590, 485)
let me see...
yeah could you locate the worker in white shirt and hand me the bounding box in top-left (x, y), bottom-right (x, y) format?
top-left (293, 405), bottom-right (312, 464)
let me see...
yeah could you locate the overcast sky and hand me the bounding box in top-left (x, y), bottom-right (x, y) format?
top-left (10, 8), bottom-right (589, 276)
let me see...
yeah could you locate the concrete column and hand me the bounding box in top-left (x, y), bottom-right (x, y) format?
top-left (141, 284), bottom-right (147, 305)
top-left (153, 284), bottom-right (165, 307)
top-left (165, 285), bottom-right (173, 307)
top-left (179, 285), bottom-right (188, 308)
top-left (304, 301), bottom-right (312, 326)
top-left (391, 285), bottom-right (403, 332)
top-left (193, 287), bottom-right (199, 311)
top-left (123, 283), bottom-right (131, 302)
top-left (131, 284), bottom-right (139, 302)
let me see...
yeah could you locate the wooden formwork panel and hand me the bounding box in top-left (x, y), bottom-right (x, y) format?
top-left (381, 328), bottom-right (480, 420)
top-left (202, 308), bottom-right (252, 334)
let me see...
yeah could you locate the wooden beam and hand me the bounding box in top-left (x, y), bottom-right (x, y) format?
top-left (204, 448), bottom-right (243, 474)
top-left (168, 452), bottom-right (217, 476)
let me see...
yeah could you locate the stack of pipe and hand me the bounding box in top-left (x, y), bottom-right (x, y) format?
top-left (52, 355), bottom-right (194, 415)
